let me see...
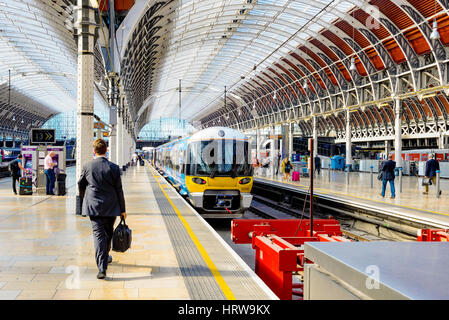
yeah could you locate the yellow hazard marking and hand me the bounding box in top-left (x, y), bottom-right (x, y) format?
top-left (148, 164), bottom-right (236, 300)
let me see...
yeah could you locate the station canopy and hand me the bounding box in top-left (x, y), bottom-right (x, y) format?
top-left (0, 0), bottom-right (108, 137)
top-left (119, 0), bottom-right (449, 142)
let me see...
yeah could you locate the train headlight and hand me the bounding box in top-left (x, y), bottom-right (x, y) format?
top-left (192, 178), bottom-right (207, 185)
top-left (238, 178), bottom-right (251, 185)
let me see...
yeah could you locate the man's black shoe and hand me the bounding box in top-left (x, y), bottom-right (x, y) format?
top-left (97, 271), bottom-right (106, 279)
top-left (108, 255), bottom-right (112, 264)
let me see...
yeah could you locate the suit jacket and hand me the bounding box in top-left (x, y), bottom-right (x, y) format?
top-left (78, 157), bottom-right (125, 217)
top-left (425, 159), bottom-right (439, 178)
top-left (381, 160), bottom-right (396, 181)
top-left (314, 156), bottom-right (321, 168)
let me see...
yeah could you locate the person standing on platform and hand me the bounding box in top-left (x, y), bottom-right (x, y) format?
top-left (314, 155), bottom-right (321, 175)
top-left (78, 139), bottom-right (126, 280)
top-left (137, 153), bottom-right (143, 166)
top-left (44, 151), bottom-right (56, 195)
top-left (9, 154), bottom-right (24, 195)
top-left (423, 154), bottom-right (441, 196)
top-left (380, 154), bottom-right (396, 199)
top-left (132, 152), bottom-right (138, 166)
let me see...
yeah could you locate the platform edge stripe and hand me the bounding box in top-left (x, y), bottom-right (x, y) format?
top-left (151, 165), bottom-right (279, 300)
top-left (149, 167), bottom-right (236, 300)
top-left (256, 177), bottom-right (449, 227)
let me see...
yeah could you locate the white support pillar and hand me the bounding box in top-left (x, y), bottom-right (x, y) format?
top-left (75, 0), bottom-right (96, 215)
top-left (289, 122), bottom-right (293, 160)
top-left (312, 116), bottom-right (318, 158)
top-left (109, 125), bottom-right (116, 163)
top-left (116, 100), bottom-right (124, 170)
top-left (345, 109), bottom-right (352, 167)
top-left (256, 128), bottom-right (260, 160)
top-left (394, 97), bottom-right (403, 168)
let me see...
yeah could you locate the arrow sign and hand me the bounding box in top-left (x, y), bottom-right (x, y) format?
top-left (30, 129), bottom-right (56, 144)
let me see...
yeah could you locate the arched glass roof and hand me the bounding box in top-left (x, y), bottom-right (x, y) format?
top-left (0, 0), bottom-right (108, 125)
top-left (138, 117), bottom-right (195, 141)
top-left (119, 0), bottom-right (345, 128)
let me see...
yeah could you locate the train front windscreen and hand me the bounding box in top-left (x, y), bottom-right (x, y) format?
top-left (186, 140), bottom-right (252, 177)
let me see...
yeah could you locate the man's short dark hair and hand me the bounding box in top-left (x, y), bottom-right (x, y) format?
top-left (93, 139), bottom-right (107, 155)
top-left (18, 154), bottom-right (22, 159)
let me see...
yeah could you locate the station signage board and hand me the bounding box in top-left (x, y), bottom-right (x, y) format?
top-left (30, 129), bottom-right (56, 144)
top-left (94, 122), bottom-right (105, 129)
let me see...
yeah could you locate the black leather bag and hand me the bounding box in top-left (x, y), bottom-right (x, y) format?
top-left (377, 172), bottom-right (383, 181)
top-left (112, 217), bottom-right (132, 252)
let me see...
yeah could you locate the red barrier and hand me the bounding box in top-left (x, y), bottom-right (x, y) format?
top-left (417, 229), bottom-right (449, 241)
top-left (231, 218), bottom-right (349, 299)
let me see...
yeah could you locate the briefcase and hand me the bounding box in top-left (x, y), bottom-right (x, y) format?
top-left (112, 217), bottom-right (132, 253)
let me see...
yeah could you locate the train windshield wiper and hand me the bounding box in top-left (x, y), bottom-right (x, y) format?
top-left (209, 163), bottom-right (217, 178)
top-left (231, 163), bottom-right (238, 179)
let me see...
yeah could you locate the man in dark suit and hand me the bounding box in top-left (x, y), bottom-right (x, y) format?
top-left (78, 139), bottom-right (126, 279)
top-left (424, 153), bottom-right (441, 195)
top-left (314, 156), bottom-right (321, 175)
top-left (380, 154), bottom-right (396, 199)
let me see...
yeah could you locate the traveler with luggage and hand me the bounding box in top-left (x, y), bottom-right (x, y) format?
top-left (380, 154), bottom-right (396, 199)
top-left (9, 154), bottom-right (24, 195)
top-left (78, 139), bottom-right (127, 280)
top-left (44, 151), bottom-right (56, 195)
top-left (281, 157), bottom-right (293, 181)
top-left (132, 153), bottom-right (138, 166)
top-left (423, 154), bottom-right (441, 196)
top-left (137, 154), bottom-right (144, 166)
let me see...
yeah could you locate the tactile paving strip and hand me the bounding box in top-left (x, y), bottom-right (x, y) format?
top-left (146, 170), bottom-right (226, 300)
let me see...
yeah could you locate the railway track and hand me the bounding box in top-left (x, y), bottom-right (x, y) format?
top-left (246, 181), bottom-right (417, 241)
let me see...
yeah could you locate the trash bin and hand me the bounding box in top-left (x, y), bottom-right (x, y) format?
top-left (56, 173), bottom-right (66, 196)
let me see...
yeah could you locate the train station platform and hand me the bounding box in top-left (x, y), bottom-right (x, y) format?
top-left (0, 163), bottom-right (276, 300)
top-left (255, 169), bottom-right (449, 229)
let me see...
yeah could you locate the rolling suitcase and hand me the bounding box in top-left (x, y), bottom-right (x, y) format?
top-left (292, 171), bottom-right (300, 181)
top-left (56, 173), bottom-right (66, 196)
top-left (19, 177), bottom-right (32, 195)
top-left (140, 159), bottom-right (144, 166)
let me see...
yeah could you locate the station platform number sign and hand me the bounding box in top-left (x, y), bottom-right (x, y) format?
top-left (30, 129), bottom-right (56, 144)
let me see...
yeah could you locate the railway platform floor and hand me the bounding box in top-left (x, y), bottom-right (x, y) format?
top-left (254, 168), bottom-right (449, 229)
top-left (0, 163), bottom-right (275, 300)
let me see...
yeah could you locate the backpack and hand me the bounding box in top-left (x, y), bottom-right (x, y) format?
top-left (8, 160), bottom-right (19, 174)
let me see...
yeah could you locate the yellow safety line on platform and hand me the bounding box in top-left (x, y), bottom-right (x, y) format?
top-left (148, 164), bottom-right (236, 300)
top-left (258, 176), bottom-right (449, 218)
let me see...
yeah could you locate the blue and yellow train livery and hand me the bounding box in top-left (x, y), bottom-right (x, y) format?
top-left (154, 127), bottom-right (253, 218)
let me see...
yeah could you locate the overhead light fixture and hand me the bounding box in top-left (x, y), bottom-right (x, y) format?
top-left (378, 102), bottom-right (389, 107)
top-left (12, 115), bottom-right (15, 121)
top-left (21, 118), bottom-right (24, 124)
top-left (349, 57), bottom-right (357, 71)
top-left (273, 92), bottom-right (277, 99)
top-left (303, 80), bottom-right (308, 89)
top-left (430, 20), bottom-right (440, 40)
top-left (253, 102), bottom-right (256, 109)
top-left (238, 110), bottom-right (241, 115)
